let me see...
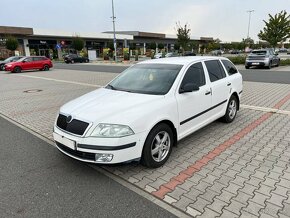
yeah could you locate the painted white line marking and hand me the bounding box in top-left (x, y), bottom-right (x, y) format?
top-left (241, 104), bottom-right (290, 115)
top-left (17, 74), bottom-right (103, 88)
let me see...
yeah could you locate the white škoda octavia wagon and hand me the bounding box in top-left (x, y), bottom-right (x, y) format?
top-left (53, 57), bottom-right (243, 168)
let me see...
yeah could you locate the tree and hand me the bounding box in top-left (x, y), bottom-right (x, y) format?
top-left (149, 42), bottom-right (156, 50)
top-left (174, 43), bottom-right (180, 51)
top-left (258, 10), bottom-right (290, 47)
top-left (175, 22), bottom-right (191, 53)
top-left (5, 36), bottom-right (19, 53)
top-left (242, 37), bottom-right (254, 47)
top-left (158, 43), bottom-right (164, 50)
top-left (71, 36), bottom-right (84, 52)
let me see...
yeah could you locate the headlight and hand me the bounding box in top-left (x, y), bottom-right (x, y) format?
top-left (6, 64), bottom-right (12, 67)
top-left (90, 123), bottom-right (134, 138)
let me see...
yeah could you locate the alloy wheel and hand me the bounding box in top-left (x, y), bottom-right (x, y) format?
top-left (151, 131), bottom-right (171, 162)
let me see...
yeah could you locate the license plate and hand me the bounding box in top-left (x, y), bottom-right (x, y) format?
top-left (53, 133), bottom-right (76, 150)
top-left (252, 62), bottom-right (259, 65)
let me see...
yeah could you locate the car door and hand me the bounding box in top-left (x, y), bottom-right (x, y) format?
top-left (176, 62), bottom-right (212, 138)
top-left (204, 60), bottom-right (230, 118)
top-left (32, 57), bottom-right (42, 69)
top-left (21, 57), bottom-right (34, 70)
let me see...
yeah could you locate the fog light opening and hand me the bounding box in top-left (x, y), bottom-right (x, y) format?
top-left (95, 153), bottom-right (114, 162)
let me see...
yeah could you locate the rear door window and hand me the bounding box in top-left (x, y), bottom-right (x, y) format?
top-left (205, 60), bottom-right (226, 82)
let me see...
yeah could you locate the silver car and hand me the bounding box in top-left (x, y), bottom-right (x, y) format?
top-left (245, 49), bottom-right (280, 69)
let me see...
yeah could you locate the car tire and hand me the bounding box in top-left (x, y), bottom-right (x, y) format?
top-left (141, 123), bottom-right (173, 168)
top-left (43, 65), bottom-right (49, 71)
top-left (0, 64), bottom-right (4, 71)
top-left (222, 95), bottom-right (238, 123)
top-left (277, 60), bottom-right (280, 67)
top-left (267, 61), bottom-right (272, 69)
top-left (71, 60), bottom-right (74, 64)
top-left (85, 59), bottom-right (89, 63)
top-left (245, 66), bottom-right (249, 69)
top-left (13, 66), bottom-right (21, 73)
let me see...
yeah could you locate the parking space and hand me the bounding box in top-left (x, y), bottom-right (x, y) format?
top-left (0, 69), bottom-right (289, 217)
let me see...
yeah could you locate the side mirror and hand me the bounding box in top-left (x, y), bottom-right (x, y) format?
top-left (179, 83), bottom-right (199, 94)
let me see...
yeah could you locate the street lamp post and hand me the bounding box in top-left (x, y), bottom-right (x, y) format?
top-left (111, 0), bottom-right (117, 62)
top-left (247, 10), bottom-right (254, 39)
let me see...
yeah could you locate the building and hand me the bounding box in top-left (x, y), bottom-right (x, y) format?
top-left (0, 26), bottom-right (213, 59)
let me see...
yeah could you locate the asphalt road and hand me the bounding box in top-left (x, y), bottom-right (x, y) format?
top-left (0, 117), bottom-right (176, 218)
top-left (54, 63), bottom-right (290, 84)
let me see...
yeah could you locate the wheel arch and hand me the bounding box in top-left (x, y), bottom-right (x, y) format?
top-left (231, 92), bottom-right (240, 110)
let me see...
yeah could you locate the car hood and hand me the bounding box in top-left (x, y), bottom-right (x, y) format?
top-left (60, 88), bottom-right (164, 125)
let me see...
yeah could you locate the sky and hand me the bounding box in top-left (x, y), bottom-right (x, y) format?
top-left (1, 0), bottom-right (290, 42)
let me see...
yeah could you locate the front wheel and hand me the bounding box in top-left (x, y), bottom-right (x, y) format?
top-left (222, 95), bottom-right (238, 123)
top-left (0, 64), bottom-right (4, 71)
top-left (141, 123), bottom-right (173, 168)
top-left (13, 66), bottom-right (21, 73)
top-left (267, 61), bottom-right (272, 69)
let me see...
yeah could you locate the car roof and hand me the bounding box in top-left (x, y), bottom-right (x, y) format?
top-left (138, 56), bottom-right (229, 66)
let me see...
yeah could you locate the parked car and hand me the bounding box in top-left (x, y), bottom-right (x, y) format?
top-left (53, 56), bottom-right (242, 168)
top-left (211, 50), bottom-right (223, 56)
top-left (183, 51), bottom-right (196, 56)
top-left (153, 53), bottom-right (162, 59)
top-left (229, 50), bottom-right (240, 54)
top-left (165, 52), bottom-right (178, 58)
top-left (278, 48), bottom-right (288, 53)
top-left (64, 54), bottom-right (89, 63)
top-left (0, 56), bottom-right (25, 71)
top-left (245, 49), bottom-right (280, 69)
top-left (4, 56), bottom-right (53, 73)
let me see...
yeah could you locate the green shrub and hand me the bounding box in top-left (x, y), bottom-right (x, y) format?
top-left (228, 56), bottom-right (246, 65)
top-left (6, 36), bottom-right (19, 51)
top-left (280, 59), bottom-right (290, 66)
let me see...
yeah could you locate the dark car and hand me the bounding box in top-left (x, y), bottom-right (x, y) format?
top-left (0, 56), bottom-right (24, 71)
top-left (64, 54), bottom-right (89, 64)
top-left (230, 50), bottom-right (240, 54)
top-left (4, 56), bottom-right (53, 73)
top-left (183, 51), bottom-right (196, 56)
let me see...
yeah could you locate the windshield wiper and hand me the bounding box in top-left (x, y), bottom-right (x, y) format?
top-left (106, 84), bottom-right (116, 90)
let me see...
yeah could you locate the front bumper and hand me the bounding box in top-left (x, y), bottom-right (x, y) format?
top-left (4, 66), bottom-right (13, 71)
top-left (53, 126), bottom-right (147, 164)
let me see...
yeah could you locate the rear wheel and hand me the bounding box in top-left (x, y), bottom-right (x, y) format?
top-left (13, 66), bottom-right (21, 73)
top-left (43, 65), bottom-right (49, 71)
top-left (141, 123), bottom-right (173, 168)
top-left (222, 95), bottom-right (238, 123)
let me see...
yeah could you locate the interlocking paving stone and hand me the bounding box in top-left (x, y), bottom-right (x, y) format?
top-left (1, 70), bottom-right (290, 217)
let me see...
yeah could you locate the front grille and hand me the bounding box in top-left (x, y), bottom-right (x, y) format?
top-left (56, 142), bottom-right (96, 161)
top-left (56, 114), bottom-right (89, 136)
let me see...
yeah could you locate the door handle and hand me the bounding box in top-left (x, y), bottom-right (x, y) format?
top-left (205, 90), bottom-right (211, 95)
top-left (227, 82), bottom-right (231, 86)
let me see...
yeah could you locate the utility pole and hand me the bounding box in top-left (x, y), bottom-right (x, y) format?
top-left (111, 0), bottom-right (117, 62)
top-left (247, 10), bottom-right (254, 39)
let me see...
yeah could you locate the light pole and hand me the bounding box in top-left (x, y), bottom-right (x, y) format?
top-left (111, 0), bottom-right (117, 62)
top-left (247, 10), bottom-right (254, 39)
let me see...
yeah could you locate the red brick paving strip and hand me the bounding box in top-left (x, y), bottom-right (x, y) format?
top-left (152, 93), bottom-right (290, 199)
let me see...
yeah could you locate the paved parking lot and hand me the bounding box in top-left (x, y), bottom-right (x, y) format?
top-left (0, 68), bottom-right (289, 218)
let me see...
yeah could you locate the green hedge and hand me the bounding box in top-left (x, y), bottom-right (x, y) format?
top-left (280, 59), bottom-right (290, 66)
top-left (227, 56), bottom-right (246, 65)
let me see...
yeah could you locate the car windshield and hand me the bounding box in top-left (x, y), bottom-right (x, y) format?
top-left (4, 57), bottom-right (17, 62)
top-left (107, 64), bottom-right (182, 95)
top-left (252, 50), bottom-right (267, 55)
top-left (16, 57), bottom-right (27, 62)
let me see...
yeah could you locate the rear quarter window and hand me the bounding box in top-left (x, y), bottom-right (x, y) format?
top-left (221, 60), bottom-right (238, 75)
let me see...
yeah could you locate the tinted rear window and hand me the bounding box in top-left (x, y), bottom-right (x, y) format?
top-left (221, 60), bottom-right (238, 75)
top-left (205, 60), bottom-right (226, 82)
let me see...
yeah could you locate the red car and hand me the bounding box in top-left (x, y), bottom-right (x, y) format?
top-left (4, 56), bottom-right (53, 73)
